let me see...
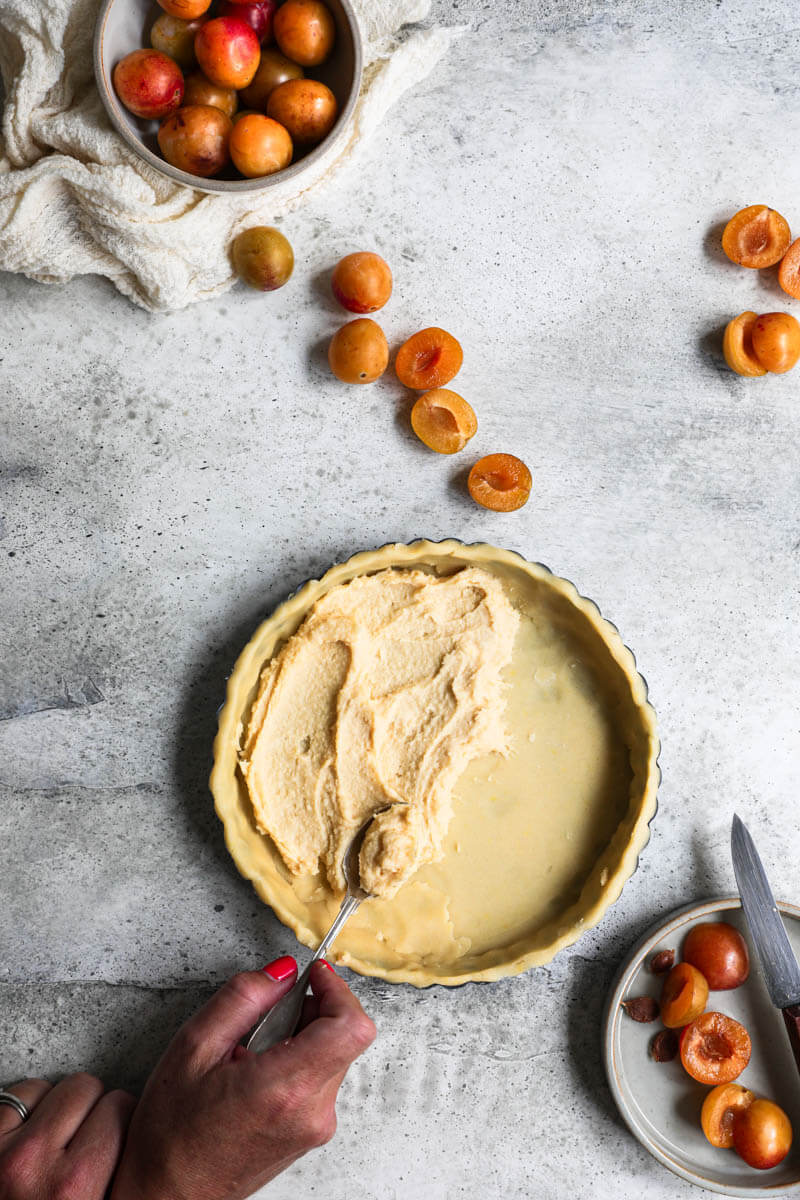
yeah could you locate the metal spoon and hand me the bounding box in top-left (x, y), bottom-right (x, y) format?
top-left (246, 812), bottom-right (380, 1054)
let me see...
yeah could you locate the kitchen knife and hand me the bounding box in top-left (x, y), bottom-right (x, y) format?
top-left (731, 813), bottom-right (800, 1075)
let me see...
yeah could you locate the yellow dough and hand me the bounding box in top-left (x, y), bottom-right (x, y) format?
top-left (212, 541), bottom-right (660, 987)
top-left (239, 567), bottom-right (519, 899)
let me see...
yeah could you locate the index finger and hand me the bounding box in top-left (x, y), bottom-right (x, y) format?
top-left (264, 963), bottom-right (376, 1086)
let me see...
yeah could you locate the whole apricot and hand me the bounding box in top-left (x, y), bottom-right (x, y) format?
top-left (232, 227), bottom-right (294, 291)
top-left (157, 0), bottom-right (212, 18)
top-left (274, 0), bottom-right (335, 66)
top-left (328, 319), bottom-right (389, 383)
top-left (723, 312), bottom-right (767, 378)
top-left (411, 389), bottom-right (477, 454)
top-left (229, 114), bottom-right (292, 177)
top-left (217, 0), bottom-right (276, 43)
top-left (750, 312), bottom-right (800, 374)
top-left (239, 48), bottom-right (304, 109)
top-left (195, 17), bottom-right (261, 89)
top-left (150, 13), bottom-right (206, 70)
top-left (157, 105), bottom-right (232, 176)
top-left (183, 72), bottom-right (238, 118)
top-left (722, 206), bottom-right (791, 268)
top-left (331, 251), bottom-right (392, 313)
top-left (683, 922), bottom-right (749, 990)
top-left (113, 50), bottom-right (184, 120)
top-left (468, 454), bottom-right (531, 512)
top-left (267, 78), bottom-right (337, 145)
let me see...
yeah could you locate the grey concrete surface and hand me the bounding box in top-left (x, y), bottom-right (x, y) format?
top-left (2, 0), bottom-right (800, 1196)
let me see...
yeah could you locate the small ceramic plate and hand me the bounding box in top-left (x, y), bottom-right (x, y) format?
top-left (604, 896), bottom-right (800, 1195)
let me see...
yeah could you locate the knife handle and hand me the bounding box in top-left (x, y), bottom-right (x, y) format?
top-left (782, 1004), bottom-right (800, 1076)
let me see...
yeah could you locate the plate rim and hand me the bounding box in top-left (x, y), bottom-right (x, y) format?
top-left (603, 894), bottom-right (800, 1196)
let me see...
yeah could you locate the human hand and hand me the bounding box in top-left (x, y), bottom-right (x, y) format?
top-left (110, 957), bottom-right (376, 1200)
top-left (0, 1073), bottom-right (135, 1199)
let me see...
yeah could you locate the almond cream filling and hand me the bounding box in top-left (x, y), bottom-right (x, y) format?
top-left (239, 567), bottom-right (519, 898)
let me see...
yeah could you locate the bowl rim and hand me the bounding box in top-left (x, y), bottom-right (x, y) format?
top-left (210, 537), bottom-right (662, 987)
top-left (603, 895), bottom-right (800, 1196)
top-left (92, 0), bottom-right (364, 195)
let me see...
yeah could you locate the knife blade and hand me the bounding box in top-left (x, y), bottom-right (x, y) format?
top-left (731, 813), bottom-right (800, 1077)
top-left (731, 814), bottom-right (800, 1008)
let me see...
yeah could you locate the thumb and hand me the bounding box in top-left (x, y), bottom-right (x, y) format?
top-left (176, 957), bottom-right (298, 1071)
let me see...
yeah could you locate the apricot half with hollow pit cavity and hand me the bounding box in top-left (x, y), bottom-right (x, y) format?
top-left (701, 1083), bottom-right (755, 1150)
top-left (723, 312), bottom-right (767, 377)
top-left (410, 390), bottom-right (477, 455)
top-left (395, 327), bottom-right (463, 390)
top-left (722, 205), bottom-right (791, 268)
top-left (468, 454), bottom-right (531, 512)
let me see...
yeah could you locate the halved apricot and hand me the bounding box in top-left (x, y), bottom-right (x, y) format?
top-left (680, 1011), bottom-right (751, 1085)
top-left (395, 327), bottom-right (463, 390)
top-left (778, 237), bottom-right (800, 298)
top-left (722, 205), bottom-right (791, 268)
top-left (467, 453), bottom-right (531, 512)
top-left (410, 389), bottom-right (477, 455)
top-left (751, 312), bottom-right (800, 374)
top-left (660, 961), bottom-right (709, 1028)
top-left (723, 312), bottom-right (767, 377)
top-left (701, 1083), bottom-right (755, 1149)
top-left (328, 318), bottom-right (388, 383)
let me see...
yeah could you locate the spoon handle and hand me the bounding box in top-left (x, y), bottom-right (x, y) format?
top-left (246, 964), bottom-right (313, 1053)
top-left (246, 893), bottom-right (362, 1055)
top-left (313, 893), bottom-right (361, 963)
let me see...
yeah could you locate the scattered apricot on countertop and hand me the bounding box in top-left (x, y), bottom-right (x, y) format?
top-left (750, 312), bottom-right (800, 374)
top-left (232, 226), bottom-right (294, 291)
top-left (328, 318), bottom-right (389, 383)
top-left (395, 327), bottom-right (463, 390)
top-left (722, 205), bottom-right (791, 268)
top-left (779, 237), bottom-right (800, 299)
top-left (331, 252), bottom-right (392, 314)
top-left (410, 389), bottom-right (477, 455)
top-left (723, 312), bottom-right (767, 377)
top-left (467, 454), bottom-right (531, 512)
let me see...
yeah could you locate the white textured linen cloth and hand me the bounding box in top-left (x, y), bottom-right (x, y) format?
top-left (0, 0), bottom-right (458, 311)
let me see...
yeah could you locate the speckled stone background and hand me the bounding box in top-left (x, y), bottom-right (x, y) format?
top-left (2, 1), bottom-right (800, 1196)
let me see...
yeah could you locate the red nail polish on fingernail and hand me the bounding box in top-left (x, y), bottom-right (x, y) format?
top-left (320, 959), bottom-right (335, 973)
top-left (262, 955), bottom-right (297, 981)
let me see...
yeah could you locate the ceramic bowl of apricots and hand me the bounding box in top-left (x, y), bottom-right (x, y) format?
top-left (720, 204), bottom-right (800, 377)
top-left (94, 0), bottom-right (362, 192)
top-left (604, 897), bottom-right (800, 1195)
